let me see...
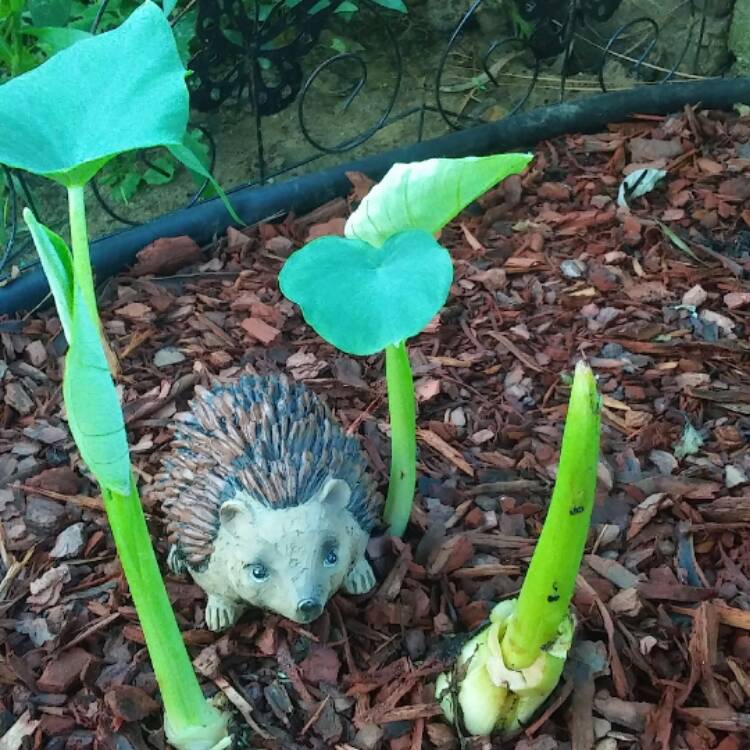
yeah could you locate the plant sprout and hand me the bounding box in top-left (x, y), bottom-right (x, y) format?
top-left (0, 4), bottom-right (240, 748)
top-left (280, 152), bottom-right (532, 536)
top-left (436, 361), bottom-right (601, 735)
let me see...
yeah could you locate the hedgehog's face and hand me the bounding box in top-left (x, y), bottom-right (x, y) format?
top-left (216, 478), bottom-right (368, 623)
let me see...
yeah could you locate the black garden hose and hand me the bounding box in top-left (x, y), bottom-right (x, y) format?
top-left (2, 77), bottom-right (750, 316)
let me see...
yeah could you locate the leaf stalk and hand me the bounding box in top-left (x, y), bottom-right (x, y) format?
top-left (67, 184), bottom-right (98, 325)
top-left (383, 341), bottom-right (417, 537)
top-left (104, 482), bottom-right (228, 747)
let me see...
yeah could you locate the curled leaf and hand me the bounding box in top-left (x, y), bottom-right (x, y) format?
top-left (63, 285), bottom-right (131, 495)
top-left (345, 153), bottom-right (532, 247)
top-left (617, 168), bottom-right (667, 209)
top-left (23, 209), bottom-right (74, 342)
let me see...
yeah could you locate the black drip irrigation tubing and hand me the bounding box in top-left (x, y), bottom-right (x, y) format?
top-left (2, 77), bottom-right (750, 316)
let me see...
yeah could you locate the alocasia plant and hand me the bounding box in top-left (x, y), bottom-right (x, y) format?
top-left (436, 361), bottom-right (601, 735)
top-left (0, 4), bottom-right (240, 748)
top-left (280, 153), bottom-right (532, 536)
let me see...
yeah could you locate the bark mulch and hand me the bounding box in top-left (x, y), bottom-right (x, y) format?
top-left (2, 105), bottom-right (750, 750)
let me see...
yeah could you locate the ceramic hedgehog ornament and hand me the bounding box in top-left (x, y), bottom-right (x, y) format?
top-left (155, 374), bottom-right (383, 631)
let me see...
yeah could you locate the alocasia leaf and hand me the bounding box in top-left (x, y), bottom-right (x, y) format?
top-left (28, 0), bottom-right (72, 27)
top-left (23, 209), bottom-right (74, 342)
top-left (345, 153), bottom-right (533, 247)
top-left (22, 26), bottom-right (91, 56)
top-left (63, 284), bottom-right (131, 495)
top-left (0, 1), bottom-right (187, 186)
top-left (279, 230), bottom-right (453, 355)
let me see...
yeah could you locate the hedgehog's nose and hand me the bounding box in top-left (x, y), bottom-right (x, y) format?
top-left (297, 598), bottom-right (322, 622)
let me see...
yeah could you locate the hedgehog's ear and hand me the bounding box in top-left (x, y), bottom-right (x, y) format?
top-left (319, 478), bottom-right (351, 510)
top-left (219, 500), bottom-right (253, 537)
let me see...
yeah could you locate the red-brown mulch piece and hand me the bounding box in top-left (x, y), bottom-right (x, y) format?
top-left (2, 106), bottom-right (750, 749)
top-left (131, 236), bottom-right (202, 277)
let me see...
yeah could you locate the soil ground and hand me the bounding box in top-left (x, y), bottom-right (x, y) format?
top-left (2, 107), bottom-right (750, 750)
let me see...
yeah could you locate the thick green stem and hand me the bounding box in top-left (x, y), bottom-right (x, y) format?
top-left (103, 482), bottom-right (226, 742)
top-left (67, 185), bottom-right (99, 325)
top-left (502, 362), bottom-right (601, 670)
top-left (66, 185), bottom-right (227, 749)
top-left (383, 341), bottom-right (417, 537)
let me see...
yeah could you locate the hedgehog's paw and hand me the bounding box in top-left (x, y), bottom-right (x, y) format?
top-left (343, 558), bottom-right (376, 595)
top-left (167, 545), bottom-right (188, 576)
top-left (205, 594), bottom-right (240, 632)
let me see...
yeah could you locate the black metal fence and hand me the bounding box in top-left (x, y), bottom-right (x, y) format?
top-left (0, 0), bottom-right (721, 281)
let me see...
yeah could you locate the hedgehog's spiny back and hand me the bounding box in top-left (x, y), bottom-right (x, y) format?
top-left (155, 374), bottom-right (382, 569)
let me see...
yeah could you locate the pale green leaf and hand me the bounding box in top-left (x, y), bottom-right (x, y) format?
top-left (279, 230), bottom-right (453, 355)
top-left (674, 421), bottom-right (704, 459)
top-left (28, 0), bottom-right (72, 27)
top-left (168, 142), bottom-right (242, 224)
top-left (617, 168), bottom-right (666, 208)
top-left (0, 1), bottom-right (188, 186)
top-left (373, 0), bottom-right (407, 11)
top-left (657, 220), bottom-right (702, 263)
top-left (64, 285), bottom-right (131, 495)
top-left (345, 153), bottom-right (532, 247)
top-left (22, 208), bottom-right (74, 342)
top-left (22, 26), bottom-right (92, 55)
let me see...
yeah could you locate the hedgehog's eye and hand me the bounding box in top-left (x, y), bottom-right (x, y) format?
top-left (323, 548), bottom-right (338, 567)
top-left (248, 563), bottom-right (269, 581)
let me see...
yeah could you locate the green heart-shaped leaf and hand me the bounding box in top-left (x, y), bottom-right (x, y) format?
top-left (23, 209), bottom-right (74, 342)
top-left (279, 230), bottom-right (453, 356)
top-left (345, 153), bottom-right (533, 247)
top-left (22, 25), bottom-right (93, 56)
top-left (63, 285), bottom-right (131, 495)
top-left (0, 1), bottom-right (187, 186)
top-left (28, 0), bottom-right (72, 27)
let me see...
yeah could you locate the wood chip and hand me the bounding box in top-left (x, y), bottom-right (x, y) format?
top-left (241, 316), bottom-right (280, 345)
top-left (416, 428), bottom-right (474, 476)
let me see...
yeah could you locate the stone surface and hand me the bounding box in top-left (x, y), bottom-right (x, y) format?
top-left (27, 565), bottom-right (71, 610)
top-left (23, 422), bottom-right (68, 445)
top-left (353, 722), bottom-right (384, 750)
top-left (25, 496), bottom-right (68, 536)
top-left (15, 616), bottom-right (55, 646)
top-left (4, 381), bottom-right (34, 415)
top-left (682, 284), bottom-right (708, 307)
top-left (25, 340), bottom-right (47, 367)
top-left (593, 0), bottom-right (733, 76)
top-left (49, 523), bottom-right (86, 559)
top-left (153, 347), bottom-right (186, 368)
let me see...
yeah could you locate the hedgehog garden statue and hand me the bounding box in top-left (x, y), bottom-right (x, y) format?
top-left (153, 374), bottom-right (383, 631)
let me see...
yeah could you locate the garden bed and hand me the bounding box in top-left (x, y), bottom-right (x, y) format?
top-left (2, 106), bottom-right (750, 750)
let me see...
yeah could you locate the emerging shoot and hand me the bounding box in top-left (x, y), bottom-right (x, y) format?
top-left (280, 153), bottom-right (532, 537)
top-left (437, 360), bottom-right (601, 735)
top-left (0, 5), bottom-right (237, 747)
